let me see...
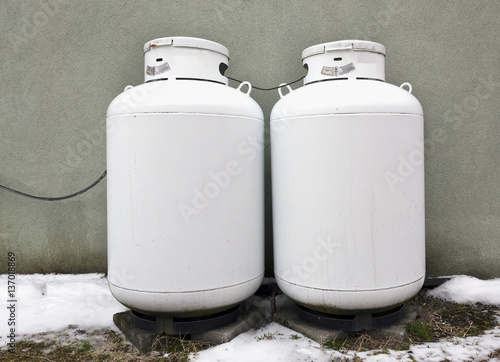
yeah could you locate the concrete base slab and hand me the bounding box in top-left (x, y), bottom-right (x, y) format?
top-left (113, 307), bottom-right (265, 353)
top-left (367, 304), bottom-right (421, 341)
top-left (273, 302), bottom-right (421, 344)
top-left (113, 311), bottom-right (158, 353)
top-left (192, 306), bottom-right (266, 344)
top-left (273, 307), bottom-right (348, 344)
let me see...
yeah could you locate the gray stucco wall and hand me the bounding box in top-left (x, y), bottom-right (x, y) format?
top-left (1, 0), bottom-right (499, 278)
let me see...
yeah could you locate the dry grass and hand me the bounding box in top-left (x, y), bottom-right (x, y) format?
top-left (489, 349), bottom-right (500, 358)
top-left (0, 329), bottom-right (211, 361)
top-left (324, 290), bottom-right (499, 354)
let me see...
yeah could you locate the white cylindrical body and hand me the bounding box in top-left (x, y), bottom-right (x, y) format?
top-left (271, 40), bottom-right (425, 314)
top-left (107, 37), bottom-right (264, 317)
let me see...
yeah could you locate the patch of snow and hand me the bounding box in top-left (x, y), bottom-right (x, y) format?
top-left (429, 275), bottom-right (500, 305)
top-left (191, 322), bottom-right (337, 362)
top-left (0, 273), bottom-right (127, 339)
top-left (409, 327), bottom-right (500, 362)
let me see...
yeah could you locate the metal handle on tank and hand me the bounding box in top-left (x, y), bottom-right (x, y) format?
top-left (278, 83), bottom-right (293, 98)
top-left (237, 81), bottom-right (253, 95)
top-left (400, 82), bottom-right (413, 94)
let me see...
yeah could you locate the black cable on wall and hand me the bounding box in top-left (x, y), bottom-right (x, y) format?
top-left (0, 75), bottom-right (305, 201)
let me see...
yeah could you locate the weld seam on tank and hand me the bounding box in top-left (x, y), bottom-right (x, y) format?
top-left (275, 275), bottom-right (426, 292)
top-left (109, 273), bottom-right (265, 294)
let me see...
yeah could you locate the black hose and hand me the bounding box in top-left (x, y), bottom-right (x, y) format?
top-left (0, 170), bottom-right (106, 201)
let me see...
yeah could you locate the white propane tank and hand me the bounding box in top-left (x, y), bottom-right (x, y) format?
top-left (271, 40), bottom-right (425, 315)
top-left (107, 37), bottom-right (264, 318)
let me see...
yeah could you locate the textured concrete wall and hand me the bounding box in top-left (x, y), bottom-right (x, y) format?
top-left (0, 0), bottom-right (499, 278)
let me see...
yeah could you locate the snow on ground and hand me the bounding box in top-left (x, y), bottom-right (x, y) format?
top-left (0, 274), bottom-right (499, 361)
top-left (428, 275), bottom-right (500, 305)
top-left (0, 273), bottom-right (127, 337)
top-left (191, 321), bottom-right (500, 362)
top-left (191, 322), bottom-right (333, 362)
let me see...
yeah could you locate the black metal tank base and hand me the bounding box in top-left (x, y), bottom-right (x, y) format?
top-left (294, 304), bottom-right (406, 332)
top-left (129, 303), bottom-right (246, 335)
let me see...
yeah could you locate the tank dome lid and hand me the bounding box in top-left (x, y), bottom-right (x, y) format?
top-left (301, 40), bottom-right (386, 84)
top-left (144, 37), bottom-right (229, 57)
top-left (143, 37), bottom-right (229, 84)
top-left (302, 40), bottom-right (385, 60)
